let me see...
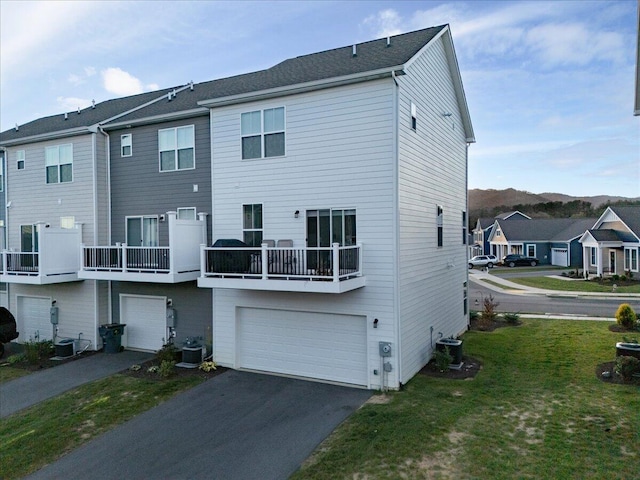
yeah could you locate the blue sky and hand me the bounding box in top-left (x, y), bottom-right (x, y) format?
top-left (1, 0), bottom-right (638, 198)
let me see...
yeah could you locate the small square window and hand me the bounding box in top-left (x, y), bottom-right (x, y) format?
top-left (16, 150), bottom-right (25, 170)
top-left (411, 103), bottom-right (417, 130)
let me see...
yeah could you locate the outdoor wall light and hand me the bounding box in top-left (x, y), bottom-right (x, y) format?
top-left (294, 210), bottom-right (300, 218)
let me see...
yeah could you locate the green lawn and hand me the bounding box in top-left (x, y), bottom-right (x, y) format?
top-left (508, 276), bottom-right (640, 293)
top-left (0, 375), bottom-right (204, 479)
top-left (293, 320), bottom-right (640, 480)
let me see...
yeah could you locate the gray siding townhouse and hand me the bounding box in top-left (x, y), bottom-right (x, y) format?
top-left (78, 87), bottom-right (214, 351)
top-left (0, 89), bottom-right (176, 349)
top-left (489, 217), bottom-right (596, 266)
top-left (580, 206), bottom-right (640, 276)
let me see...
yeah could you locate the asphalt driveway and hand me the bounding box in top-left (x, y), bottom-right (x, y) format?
top-left (27, 370), bottom-right (372, 480)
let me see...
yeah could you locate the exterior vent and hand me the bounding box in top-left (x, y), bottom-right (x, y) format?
top-left (352, 44), bottom-right (357, 57)
top-left (64, 112), bottom-right (68, 120)
top-left (77, 107), bottom-right (81, 114)
top-left (92, 100), bottom-right (96, 109)
top-left (14, 123), bottom-right (18, 132)
top-left (190, 81), bottom-right (194, 91)
top-left (386, 36), bottom-right (391, 47)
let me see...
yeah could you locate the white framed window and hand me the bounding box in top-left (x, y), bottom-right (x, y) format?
top-left (462, 211), bottom-right (467, 245)
top-left (16, 150), bottom-right (25, 170)
top-left (45, 144), bottom-right (73, 184)
top-left (410, 102), bottom-right (417, 130)
top-left (242, 204), bottom-right (263, 246)
top-left (177, 207), bottom-right (196, 220)
top-left (624, 247), bottom-right (638, 272)
top-left (241, 107), bottom-right (285, 159)
top-left (437, 205), bottom-right (443, 247)
top-left (496, 228), bottom-right (501, 237)
top-left (121, 134), bottom-right (132, 157)
top-left (527, 244), bottom-right (536, 258)
top-left (60, 216), bottom-right (75, 229)
top-left (0, 159), bottom-right (3, 192)
top-left (159, 125), bottom-right (195, 172)
top-left (590, 247), bottom-right (597, 266)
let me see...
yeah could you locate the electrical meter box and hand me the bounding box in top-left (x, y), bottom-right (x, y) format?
top-left (50, 306), bottom-right (59, 325)
top-left (379, 342), bottom-right (392, 357)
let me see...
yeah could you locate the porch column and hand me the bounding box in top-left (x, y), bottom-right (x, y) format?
top-left (582, 246), bottom-right (588, 278)
top-left (597, 247), bottom-right (603, 277)
top-left (261, 243), bottom-right (269, 280)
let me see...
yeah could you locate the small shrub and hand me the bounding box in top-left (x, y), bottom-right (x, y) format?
top-left (6, 353), bottom-right (26, 364)
top-left (612, 274), bottom-right (619, 282)
top-left (469, 310), bottom-right (479, 321)
top-left (616, 304), bottom-right (637, 329)
top-left (434, 347), bottom-right (452, 372)
top-left (156, 343), bottom-right (179, 363)
top-left (480, 294), bottom-right (499, 327)
top-left (23, 339), bottom-right (54, 364)
top-left (614, 356), bottom-right (640, 381)
top-left (199, 360), bottom-right (217, 372)
top-left (147, 365), bottom-right (159, 374)
top-left (503, 312), bottom-right (520, 324)
top-left (129, 364), bottom-right (142, 372)
top-left (620, 275), bottom-right (627, 282)
top-left (158, 360), bottom-right (176, 378)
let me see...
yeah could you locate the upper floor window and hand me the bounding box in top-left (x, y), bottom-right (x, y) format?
top-left (16, 150), bottom-right (25, 170)
top-left (411, 102), bottom-right (417, 130)
top-left (45, 144), bottom-right (73, 184)
top-left (243, 204), bottom-right (263, 246)
top-left (241, 107), bottom-right (285, 159)
top-left (437, 205), bottom-right (443, 247)
top-left (121, 134), bottom-right (132, 157)
top-left (0, 160), bottom-right (3, 192)
top-left (60, 216), bottom-right (75, 229)
top-left (159, 125), bottom-right (195, 172)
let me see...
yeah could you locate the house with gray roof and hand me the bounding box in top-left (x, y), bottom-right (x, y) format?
top-left (579, 205), bottom-right (640, 276)
top-left (472, 211), bottom-right (530, 256)
top-left (489, 217), bottom-right (597, 266)
top-left (0, 24), bottom-right (474, 390)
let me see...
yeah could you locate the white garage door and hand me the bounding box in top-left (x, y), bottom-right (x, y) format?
top-left (237, 308), bottom-right (368, 386)
top-left (551, 248), bottom-right (569, 267)
top-left (120, 295), bottom-right (166, 351)
top-left (18, 296), bottom-right (52, 342)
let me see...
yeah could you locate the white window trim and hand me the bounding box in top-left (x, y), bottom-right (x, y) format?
top-left (624, 247), bottom-right (639, 272)
top-left (45, 144), bottom-right (73, 184)
top-left (526, 244), bottom-right (536, 258)
top-left (177, 207), bottom-right (197, 221)
top-left (241, 106), bottom-right (286, 160)
top-left (590, 247), bottom-right (597, 266)
top-left (121, 134), bottom-right (132, 157)
top-left (125, 215), bottom-right (159, 247)
top-left (60, 216), bottom-right (75, 229)
top-left (242, 203), bottom-right (263, 246)
top-left (158, 125), bottom-right (195, 172)
top-left (410, 102), bottom-right (417, 131)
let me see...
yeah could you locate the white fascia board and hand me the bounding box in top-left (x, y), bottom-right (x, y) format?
top-left (102, 108), bottom-right (209, 130)
top-left (0, 127), bottom-right (91, 147)
top-left (197, 67), bottom-right (403, 108)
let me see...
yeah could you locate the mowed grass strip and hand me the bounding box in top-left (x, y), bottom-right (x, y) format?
top-left (0, 374), bottom-right (203, 480)
top-left (508, 276), bottom-right (640, 293)
top-left (0, 366), bottom-right (30, 384)
top-left (293, 320), bottom-right (640, 480)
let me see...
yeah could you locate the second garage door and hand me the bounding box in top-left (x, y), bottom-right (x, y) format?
top-left (120, 295), bottom-right (166, 351)
top-left (237, 308), bottom-right (368, 386)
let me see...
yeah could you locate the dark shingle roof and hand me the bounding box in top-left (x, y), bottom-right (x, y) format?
top-left (498, 218), bottom-right (597, 242)
top-left (0, 87), bottom-right (179, 144)
top-left (588, 229), bottom-right (636, 242)
top-left (611, 205), bottom-right (640, 237)
top-left (103, 25), bottom-right (446, 125)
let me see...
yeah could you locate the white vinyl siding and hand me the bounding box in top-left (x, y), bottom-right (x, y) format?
top-left (396, 34), bottom-right (469, 384)
top-left (120, 295), bottom-right (166, 351)
top-left (159, 125), bottom-right (195, 171)
top-left (45, 144), bottom-right (73, 184)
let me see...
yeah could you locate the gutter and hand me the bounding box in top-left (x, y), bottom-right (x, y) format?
top-left (102, 107), bottom-right (209, 130)
top-left (0, 126), bottom-right (92, 147)
top-left (198, 66), bottom-right (406, 108)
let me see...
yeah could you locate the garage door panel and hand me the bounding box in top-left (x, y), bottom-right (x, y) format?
top-left (18, 296), bottom-right (52, 342)
top-left (237, 308), bottom-right (367, 386)
top-left (120, 295), bottom-right (166, 351)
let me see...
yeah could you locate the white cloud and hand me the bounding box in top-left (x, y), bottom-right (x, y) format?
top-left (362, 9), bottom-right (403, 37)
top-left (84, 66), bottom-right (96, 77)
top-left (101, 67), bottom-right (144, 96)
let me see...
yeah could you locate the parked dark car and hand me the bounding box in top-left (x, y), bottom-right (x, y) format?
top-left (502, 254), bottom-right (539, 267)
top-left (0, 307), bottom-right (19, 357)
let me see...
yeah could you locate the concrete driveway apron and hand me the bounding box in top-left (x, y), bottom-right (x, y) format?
top-left (26, 370), bottom-right (372, 480)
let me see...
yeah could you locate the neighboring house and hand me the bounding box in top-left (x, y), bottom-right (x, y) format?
top-left (472, 211), bottom-right (530, 255)
top-left (0, 89), bottom-right (176, 348)
top-left (489, 217), bottom-right (596, 266)
top-left (0, 24), bottom-right (473, 390)
top-left (78, 84), bottom-right (214, 351)
top-left (579, 206), bottom-right (640, 276)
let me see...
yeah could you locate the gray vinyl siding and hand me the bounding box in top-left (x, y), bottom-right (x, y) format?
top-left (396, 35), bottom-right (469, 383)
top-left (110, 282), bottom-right (212, 348)
top-left (94, 133), bottom-right (110, 245)
top-left (209, 79), bottom-right (399, 388)
top-left (108, 114), bottom-right (212, 246)
top-left (4, 134), bottom-right (98, 247)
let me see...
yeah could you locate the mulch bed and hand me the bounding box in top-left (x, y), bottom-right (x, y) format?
top-left (608, 324), bottom-right (639, 334)
top-left (595, 361), bottom-right (640, 386)
top-left (121, 357), bottom-right (228, 381)
top-left (469, 317), bottom-right (522, 332)
top-left (420, 355), bottom-right (482, 380)
top-left (2, 349), bottom-right (100, 372)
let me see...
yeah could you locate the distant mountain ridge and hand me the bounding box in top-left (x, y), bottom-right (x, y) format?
top-left (469, 188), bottom-right (639, 211)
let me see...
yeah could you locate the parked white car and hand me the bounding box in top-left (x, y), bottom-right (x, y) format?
top-left (468, 255), bottom-right (497, 269)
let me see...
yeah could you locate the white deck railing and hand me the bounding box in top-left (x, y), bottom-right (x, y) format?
top-left (200, 243), bottom-right (362, 282)
top-left (82, 244), bottom-right (172, 273)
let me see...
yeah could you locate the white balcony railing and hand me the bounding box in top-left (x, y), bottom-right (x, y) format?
top-left (82, 245), bottom-right (171, 273)
top-left (198, 243), bottom-right (366, 293)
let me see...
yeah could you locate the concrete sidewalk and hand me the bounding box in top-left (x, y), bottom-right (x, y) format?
top-left (469, 270), bottom-right (640, 299)
top-left (1, 349), bottom-right (152, 418)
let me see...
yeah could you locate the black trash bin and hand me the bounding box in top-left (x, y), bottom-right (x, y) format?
top-left (210, 239), bottom-right (251, 273)
top-left (99, 324), bottom-right (126, 353)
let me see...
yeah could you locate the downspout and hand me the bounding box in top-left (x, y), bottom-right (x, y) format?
top-left (97, 126), bottom-right (113, 325)
top-left (391, 70), bottom-right (401, 389)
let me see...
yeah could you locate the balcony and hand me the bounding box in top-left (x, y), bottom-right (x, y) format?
top-left (197, 243), bottom-right (366, 293)
top-left (0, 227), bottom-right (81, 285)
top-left (79, 212), bottom-right (207, 283)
